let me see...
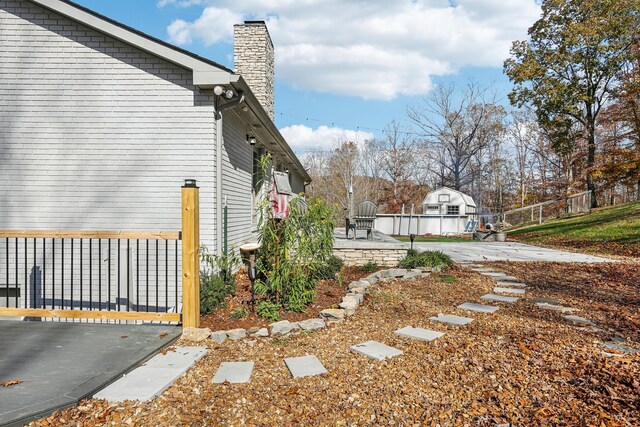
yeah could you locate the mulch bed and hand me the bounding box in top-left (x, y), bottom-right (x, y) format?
top-left (510, 234), bottom-right (640, 258)
top-left (199, 266), bottom-right (376, 331)
top-left (29, 262), bottom-right (640, 426)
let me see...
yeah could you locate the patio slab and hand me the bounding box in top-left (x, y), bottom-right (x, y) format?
top-left (457, 302), bottom-right (499, 313)
top-left (394, 326), bottom-right (444, 342)
top-left (94, 347), bottom-right (207, 402)
top-left (350, 341), bottom-right (403, 361)
top-left (212, 362), bottom-right (254, 384)
top-left (429, 314), bottom-right (474, 326)
top-left (284, 355), bottom-right (328, 378)
top-left (0, 321), bottom-right (181, 426)
top-left (481, 294), bottom-right (519, 303)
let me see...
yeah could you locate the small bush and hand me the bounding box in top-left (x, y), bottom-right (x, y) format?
top-left (200, 272), bottom-right (234, 315)
top-left (314, 255), bottom-right (344, 280)
top-left (257, 300), bottom-right (281, 322)
top-left (361, 261), bottom-right (378, 273)
top-left (399, 250), bottom-right (453, 271)
top-left (229, 306), bottom-right (248, 319)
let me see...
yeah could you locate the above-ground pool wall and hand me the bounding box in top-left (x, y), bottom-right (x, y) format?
top-left (374, 215), bottom-right (471, 236)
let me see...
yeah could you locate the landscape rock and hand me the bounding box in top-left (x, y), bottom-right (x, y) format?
top-left (320, 308), bottom-right (347, 321)
top-left (348, 280), bottom-right (370, 290)
top-left (350, 286), bottom-right (369, 295)
top-left (181, 327), bottom-right (212, 342)
top-left (226, 328), bottom-right (247, 341)
top-left (361, 276), bottom-right (379, 285)
top-left (253, 327), bottom-right (269, 337)
top-left (345, 293), bottom-right (364, 303)
top-left (247, 326), bottom-right (260, 334)
top-left (402, 271), bottom-right (421, 280)
top-left (535, 303), bottom-right (578, 313)
top-left (210, 330), bottom-right (227, 344)
top-left (269, 320), bottom-right (300, 336)
top-left (339, 296), bottom-right (360, 315)
top-left (387, 268), bottom-right (408, 278)
top-left (297, 318), bottom-right (326, 331)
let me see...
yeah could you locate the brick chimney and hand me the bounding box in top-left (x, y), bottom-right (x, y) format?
top-left (233, 21), bottom-right (275, 120)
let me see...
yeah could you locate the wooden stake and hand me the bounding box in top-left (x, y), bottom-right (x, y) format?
top-left (181, 180), bottom-right (200, 328)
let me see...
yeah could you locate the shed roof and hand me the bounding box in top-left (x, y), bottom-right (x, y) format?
top-left (423, 187), bottom-right (476, 207)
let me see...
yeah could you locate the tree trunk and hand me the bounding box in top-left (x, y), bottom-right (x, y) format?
top-left (586, 120), bottom-right (598, 208)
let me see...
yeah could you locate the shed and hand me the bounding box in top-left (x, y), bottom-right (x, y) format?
top-left (422, 187), bottom-right (477, 217)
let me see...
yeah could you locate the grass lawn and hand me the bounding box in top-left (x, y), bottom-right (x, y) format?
top-left (509, 201), bottom-right (640, 257)
top-left (394, 235), bottom-right (476, 243)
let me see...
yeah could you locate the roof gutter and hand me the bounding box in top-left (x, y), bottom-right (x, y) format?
top-left (230, 76), bottom-right (311, 183)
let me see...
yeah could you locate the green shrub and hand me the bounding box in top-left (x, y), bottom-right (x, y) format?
top-left (229, 306), bottom-right (249, 319)
top-left (257, 300), bottom-right (281, 322)
top-left (199, 246), bottom-right (240, 315)
top-left (399, 250), bottom-right (453, 271)
top-left (315, 255), bottom-right (344, 280)
top-left (254, 154), bottom-right (335, 312)
top-left (361, 261), bottom-right (378, 273)
top-left (200, 272), bottom-right (233, 315)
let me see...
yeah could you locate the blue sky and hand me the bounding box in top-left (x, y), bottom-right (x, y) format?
top-left (73, 0), bottom-right (541, 154)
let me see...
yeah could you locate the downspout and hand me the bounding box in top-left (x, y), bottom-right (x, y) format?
top-left (214, 92), bottom-right (246, 257)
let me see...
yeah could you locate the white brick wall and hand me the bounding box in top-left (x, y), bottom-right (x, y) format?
top-left (0, 0), bottom-right (217, 251)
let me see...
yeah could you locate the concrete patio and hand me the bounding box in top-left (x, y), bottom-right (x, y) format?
top-left (412, 241), bottom-right (614, 263)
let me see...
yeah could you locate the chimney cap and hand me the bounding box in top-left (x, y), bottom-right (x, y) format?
top-left (243, 20), bottom-right (267, 25)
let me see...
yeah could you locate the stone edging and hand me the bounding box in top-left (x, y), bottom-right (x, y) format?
top-left (181, 268), bottom-right (432, 343)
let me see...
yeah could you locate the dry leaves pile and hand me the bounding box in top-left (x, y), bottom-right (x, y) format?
top-left (30, 263), bottom-right (640, 426)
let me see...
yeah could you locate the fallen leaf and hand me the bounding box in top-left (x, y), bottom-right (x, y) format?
top-left (0, 379), bottom-right (23, 387)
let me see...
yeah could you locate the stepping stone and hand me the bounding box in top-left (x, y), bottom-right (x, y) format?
top-left (480, 272), bottom-right (506, 277)
top-left (496, 275), bottom-right (518, 281)
top-left (481, 294), bottom-right (519, 303)
top-left (535, 303), bottom-right (578, 313)
top-left (493, 287), bottom-right (526, 295)
top-left (350, 341), bottom-right (403, 361)
top-left (602, 342), bottom-right (639, 354)
top-left (463, 264), bottom-right (483, 268)
top-left (496, 281), bottom-right (527, 288)
top-left (531, 297), bottom-right (562, 305)
top-left (429, 313), bottom-right (474, 326)
top-left (562, 315), bottom-right (594, 326)
top-left (394, 326), bottom-right (444, 341)
top-left (471, 268), bottom-right (494, 272)
top-left (457, 302), bottom-right (499, 313)
top-left (94, 346), bottom-right (207, 402)
top-left (212, 361), bottom-right (254, 384)
top-left (284, 355), bottom-right (328, 378)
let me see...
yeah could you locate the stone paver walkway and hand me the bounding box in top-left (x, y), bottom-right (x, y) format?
top-left (494, 287), bottom-right (526, 295)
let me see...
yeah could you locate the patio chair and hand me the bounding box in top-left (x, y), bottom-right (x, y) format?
top-left (347, 200), bottom-right (378, 240)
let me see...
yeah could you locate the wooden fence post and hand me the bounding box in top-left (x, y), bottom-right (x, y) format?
top-left (181, 179), bottom-right (200, 328)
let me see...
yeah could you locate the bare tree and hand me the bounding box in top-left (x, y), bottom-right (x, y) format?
top-left (408, 81), bottom-right (506, 191)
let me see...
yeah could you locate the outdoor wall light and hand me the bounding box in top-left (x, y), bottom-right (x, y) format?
top-left (225, 89), bottom-right (235, 99)
top-left (213, 85), bottom-right (224, 96)
top-left (247, 134), bottom-right (257, 145)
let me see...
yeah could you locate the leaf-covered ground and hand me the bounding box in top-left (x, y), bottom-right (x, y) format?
top-left (30, 262), bottom-right (640, 426)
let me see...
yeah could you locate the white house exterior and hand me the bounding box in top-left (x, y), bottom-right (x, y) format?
top-left (0, 0), bottom-right (309, 255)
top-left (374, 187), bottom-right (477, 236)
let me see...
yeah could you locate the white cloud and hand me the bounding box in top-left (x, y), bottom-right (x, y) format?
top-left (161, 0), bottom-right (541, 99)
top-left (167, 7), bottom-right (242, 46)
top-left (280, 124), bottom-right (374, 153)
